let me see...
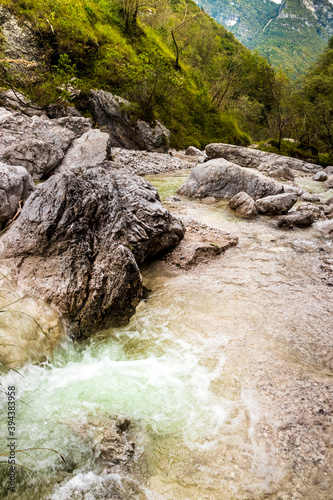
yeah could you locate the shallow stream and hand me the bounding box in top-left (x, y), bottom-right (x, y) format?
top-left (0, 171), bottom-right (332, 499)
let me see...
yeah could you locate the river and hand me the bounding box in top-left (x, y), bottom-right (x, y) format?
top-left (0, 170), bottom-right (332, 499)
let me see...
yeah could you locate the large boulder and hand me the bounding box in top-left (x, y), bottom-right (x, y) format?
top-left (229, 192), bottom-right (258, 218)
top-left (205, 143), bottom-right (321, 174)
top-left (256, 192), bottom-right (298, 215)
top-left (177, 158), bottom-right (283, 200)
top-left (0, 162), bottom-right (35, 223)
top-left (0, 107), bottom-right (91, 180)
top-left (0, 164), bottom-right (185, 337)
top-left (56, 129), bottom-right (111, 173)
top-left (82, 90), bottom-right (171, 152)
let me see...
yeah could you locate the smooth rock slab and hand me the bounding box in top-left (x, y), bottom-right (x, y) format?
top-left (0, 162), bottom-right (35, 223)
top-left (256, 193), bottom-right (298, 215)
top-left (0, 164), bottom-right (184, 337)
top-left (177, 159), bottom-right (283, 200)
top-left (229, 191), bottom-right (258, 218)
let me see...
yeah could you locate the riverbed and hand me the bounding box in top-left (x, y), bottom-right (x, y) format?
top-left (0, 170), bottom-right (332, 499)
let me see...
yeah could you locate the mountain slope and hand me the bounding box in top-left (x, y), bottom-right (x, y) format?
top-left (196, 0), bottom-right (333, 73)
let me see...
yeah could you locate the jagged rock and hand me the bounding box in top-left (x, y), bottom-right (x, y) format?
top-left (256, 192), bottom-right (298, 215)
top-left (313, 171), bottom-right (328, 182)
top-left (0, 108), bottom-right (91, 180)
top-left (0, 164), bottom-right (185, 337)
top-left (185, 146), bottom-right (202, 156)
top-left (46, 102), bottom-right (83, 119)
top-left (229, 191), bottom-right (258, 218)
top-left (56, 129), bottom-right (111, 173)
top-left (177, 158), bottom-right (283, 200)
top-left (82, 90), bottom-right (171, 152)
top-left (205, 143), bottom-right (321, 174)
top-left (0, 90), bottom-right (45, 117)
top-left (278, 210), bottom-right (315, 228)
top-left (0, 162), bottom-right (35, 223)
top-left (300, 192), bottom-right (320, 203)
top-left (324, 176), bottom-right (333, 188)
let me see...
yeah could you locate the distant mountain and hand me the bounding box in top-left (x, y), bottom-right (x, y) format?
top-left (195, 0), bottom-right (333, 73)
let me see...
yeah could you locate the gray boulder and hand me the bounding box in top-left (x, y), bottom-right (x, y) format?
top-left (229, 192), bottom-right (258, 218)
top-left (256, 193), bottom-right (298, 215)
top-left (325, 177), bottom-right (333, 189)
top-left (205, 143), bottom-right (321, 174)
top-left (0, 164), bottom-right (185, 337)
top-left (56, 129), bottom-right (111, 173)
top-left (278, 210), bottom-right (314, 228)
top-left (82, 90), bottom-right (171, 152)
top-left (0, 108), bottom-right (91, 180)
top-left (300, 192), bottom-right (320, 203)
top-left (0, 162), bottom-right (35, 223)
top-left (296, 203), bottom-right (324, 220)
top-left (325, 166), bottom-right (333, 175)
top-left (177, 158), bottom-right (283, 200)
top-left (313, 171), bottom-right (328, 182)
top-left (185, 146), bottom-right (202, 157)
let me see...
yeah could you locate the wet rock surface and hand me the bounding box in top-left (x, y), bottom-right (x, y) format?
top-left (0, 164), bottom-right (185, 337)
top-left (177, 158), bottom-right (283, 200)
top-left (205, 143), bottom-right (322, 174)
top-left (256, 192), bottom-right (298, 215)
top-left (278, 210), bottom-right (315, 228)
top-left (229, 191), bottom-right (258, 218)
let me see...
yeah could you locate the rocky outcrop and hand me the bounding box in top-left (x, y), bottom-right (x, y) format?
top-left (0, 107), bottom-right (92, 180)
top-left (205, 143), bottom-right (321, 174)
top-left (0, 162), bottom-right (34, 223)
top-left (111, 148), bottom-right (195, 175)
top-left (0, 164), bottom-right (185, 337)
top-left (256, 192), bottom-right (298, 215)
top-left (177, 158), bottom-right (283, 200)
top-left (278, 210), bottom-right (315, 228)
top-left (82, 90), bottom-right (171, 152)
top-left (229, 191), bottom-right (258, 218)
top-left (56, 129), bottom-right (111, 173)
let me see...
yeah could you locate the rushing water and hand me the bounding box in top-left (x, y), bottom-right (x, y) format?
top-left (0, 171), bottom-right (332, 499)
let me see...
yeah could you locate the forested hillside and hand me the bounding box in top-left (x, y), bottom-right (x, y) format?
top-left (0, 0), bottom-right (332, 164)
top-left (196, 0), bottom-right (333, 74)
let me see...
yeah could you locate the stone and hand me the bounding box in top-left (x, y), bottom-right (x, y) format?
top-left (46, 102), bottom-right (83, 119)
top-left (324, 177), bottom-right (333, 189)
top-left (229, 191), bottom-right (258, 218)
top-left (296, 203), bottom-right (323, 219)
top-left (177, 158), bottom-right (283, 200)
top-left (111, 148), bottom-right (194, 175)
top-left (81, 90), bottom-right (171, 152)
top-left (56, 129), bottom-right (111, 173)
top-left (257, 162), bottom-right (294, 181)
top-left (0, 90), bottom-right (45, 117)
top-left (0, 162), bottom-right (35, 223)
top-left (0, 108), bottom-right (91, 180)
top-left (282, 184), bottom-right (303, 196)
top-left (300, 192), bottom-right (320, 203)
top-left (323, 204), bottom-right (333, 217)
top-left (256, 193), bottom-right (298, 215)
top-left (0, 164), bottom-right (185, 337)
top-left (313, 171), bottom-right (328, 182)
top-left (278, 210), bottom-right (315, 228)
top-left (324, 195), bottom-right (333, 207)
top-left (314, 220), bottom-right (333, 237)
top-left (325, 166), bottom-right (333, 175)
top-left (185, 146), bottom-right (202, 156)
top-left (205, 143), bottom-right (321, 174)
top-left (201, 197), bottom-right (217, 205)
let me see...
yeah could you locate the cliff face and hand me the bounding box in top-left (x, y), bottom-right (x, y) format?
top-left (196, 0), bottom-right (333, 72)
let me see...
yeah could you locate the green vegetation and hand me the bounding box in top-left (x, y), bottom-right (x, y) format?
top-left (0, 0), bottom-right (278, 148)
top-left (196, 0), bottom-right (333, 75)
top-left (0, 0), bottom-right (332, 161)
